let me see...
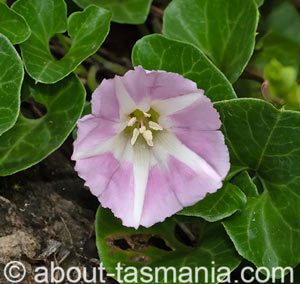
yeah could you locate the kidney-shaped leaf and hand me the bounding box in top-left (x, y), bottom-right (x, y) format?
top-left (179, 183), bottom-right (247, 222)
top-left (215, 99), bottom-right (300, 273)
top-left (0, 74), bottom-right (85, 176)
top-left (72, 0), bottom-right (152, 24)
top-left (13, 0), bottom-right (111, 84)
top-left (0, 34), bottom-right (23, 136)
top-left (132, 34), bottom-right (236, 102)
top-left (0, 2), bottom-right (30, 44)
top-left (163, 0), bottom-right (259, 83)
top-left (96, 207), bottom-right (241, 284)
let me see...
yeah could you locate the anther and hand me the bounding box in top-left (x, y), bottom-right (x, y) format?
top-left (130, 128), bottom-right (140, 146)
top-left (142, 130), bottom-right (154, 147)
top-left (149, 121), bottom-right (163, 131)
top-left (127, 117), bottom-right (137, 127)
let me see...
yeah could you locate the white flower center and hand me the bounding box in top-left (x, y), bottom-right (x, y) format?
top-left (127, 110), bottom-right (163, 147)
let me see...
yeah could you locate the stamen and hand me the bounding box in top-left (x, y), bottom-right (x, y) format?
top-left (139, 126), bottom-right (146, 133)
top-left (149, 121), bottom-right (163, 131)
top-left (131, 128), bottom-right (140, 146)
top-left (142, 130), bottom-right (154, 147)
top-left (127, 109), bottom-right (161, 147)
top-left (127, 117), bottom-right (137, 127)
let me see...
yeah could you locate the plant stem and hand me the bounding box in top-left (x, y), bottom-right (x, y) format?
top-left (151, 5), bottom-right (164, 18)
top-left (92, 54), bottom-right (128, 75)
top-left (176, 221), bottom-right (196, 243)
top-left (87, 65), bottom-right (99, 92)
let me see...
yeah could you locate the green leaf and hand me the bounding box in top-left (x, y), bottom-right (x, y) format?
top-left (96, 207), bottom-right (241, 284)
top-left (72, 0), bottom-right (152, 24)
top-left (214, 99), bottom-right (300, 273)
top-left (231, 171), bottom-right (259, 197)
top-left (0, 2), bottom-right (30, 44)
top-left (0, 74), bottom-right (85, 176)
top-left (132, 34), bottom-right (236, 102)
top-left (179, 183), bottom-right (247, 222)
top-left (0, 34), bottom-right (23, 136)
top-left (13, 0), bottom-right (111, 84)
top-left (163, 0), bottom-right (259, 83)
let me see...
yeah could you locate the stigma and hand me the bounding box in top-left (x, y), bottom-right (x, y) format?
top-left (127, 111), bottom-right (163, 147)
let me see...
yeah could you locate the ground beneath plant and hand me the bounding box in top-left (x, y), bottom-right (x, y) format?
top-left (0, 138), bottom-right (118, 283)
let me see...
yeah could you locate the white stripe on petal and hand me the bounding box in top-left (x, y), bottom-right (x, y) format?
top-left (115, 76), bottom-right (136, 117)
top-left (73, 134), bottom-right (126, 160)
top-left (154, 132), bottom-right (221, 181)
top-left (133, 144), bottom-right (151, 228)
top-left (151, 92), bottom-right (202, 116)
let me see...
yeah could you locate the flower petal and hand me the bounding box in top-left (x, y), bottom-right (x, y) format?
top-left (163, 94), bottom-right (221, 131)
top-left (75, 152), bottom-right (123, 197)
top-left (75, 127), bottom-right (141, 228)
top-left (72, 115), bottom-right (119, 160)
top-left (139, 131), bottom-right (227, 227)
top-left (173, 128), bottom-right (230, 179)
top-left (139, 164), bottom-right (183, 228)
top-left (121, 66), bottom-right (150, 107)
top-left (99, 156), bottom-right (136, 227)
top-left (100, 144), bottom-right (154, 229)
top-left (151, 92), bottom-right (202, 116)
top-left (153, 132), bottom-right (222, 181)
top-left (145, 69), bottom-right (198, 101)
top-left (132, 144), bottom-right (151, 228)
top-left (91, 74), bottom-right (139, 122)
top-left (148, 132), bottom-right (224, 207)
top-left (91, 79), bottom-right (120, 121)
top-left (166, 156), bottom-right (221, 205)
top-left (115, 76), bottom-right (137, 117)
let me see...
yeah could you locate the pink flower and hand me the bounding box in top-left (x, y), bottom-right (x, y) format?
top-left (72, 66), bottom-right (230, 229)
